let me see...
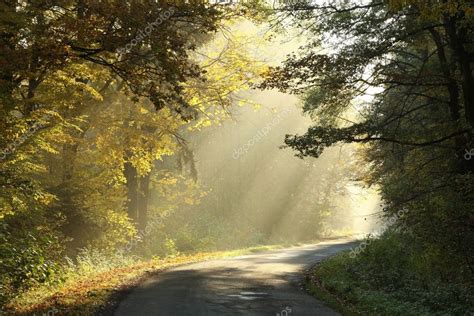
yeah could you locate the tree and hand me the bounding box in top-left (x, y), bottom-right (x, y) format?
top-left (0, 0), bottom-right (259, 298)
top-left (261, 0), bottom-right (474, 277)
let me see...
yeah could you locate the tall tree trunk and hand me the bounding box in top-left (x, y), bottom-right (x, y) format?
top-left (62, 143), bottom-right (79, 182)
top-left (137, 173), bottom-right (151, 231)
top-left (429, 28), bottom-right (461, 122)
top-left (429, 28), bottom-right (472, 173)
top-left (24, 9), bottom-right (45, 115)
top-left (124, 159), bottom-right (138, 224)
top-left (444, 16), bottom-right (474, 129)
top-left (124, 161), bottom-right (151, 230)
top-left (1, 1), bottom-right (18, 111)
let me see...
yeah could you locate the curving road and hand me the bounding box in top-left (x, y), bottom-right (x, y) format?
top-left (114, 239), bottom-right (357, 316)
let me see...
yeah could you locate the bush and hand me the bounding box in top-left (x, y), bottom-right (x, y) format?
top-left (0, 219), bottom-right (63, 304)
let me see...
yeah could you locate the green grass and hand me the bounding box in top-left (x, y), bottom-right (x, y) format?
top-left (305, 248), bottom-right (473, 316)
top-left (304, 271), bottom-right (359, 316)
top-left (305, 252), bottom-right (434, 316)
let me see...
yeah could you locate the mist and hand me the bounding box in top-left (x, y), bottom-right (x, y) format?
top-left (147, 21), bottom-right (381, 250)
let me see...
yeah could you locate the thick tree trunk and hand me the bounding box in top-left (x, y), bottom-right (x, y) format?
top-left (124, 159), bottom-right (139, 224)
top-left (62, 143), bottom-right (79, 182)
top-left (444, 16), bottom-right (474, 129)
top-left (0, 1), bottom-right (18, 111)
top-left (137, 173), bottom-right (151, 231)
top-left (429, 28), bottom-right (461, 122)
top-left (124, 161), bottom-right (151, 230)
top-left (429, 28), bottom-right (472, 172)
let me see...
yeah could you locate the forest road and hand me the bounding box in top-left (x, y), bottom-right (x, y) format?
top-left (114, 238), bottom-right (357, 316)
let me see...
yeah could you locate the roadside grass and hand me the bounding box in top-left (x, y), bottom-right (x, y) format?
top-left (304, 264), bottom-right (359, 316)
top-left (305, 236), bottom-right (473, 316)
top-left (3, 243), bottom-right (290, 315)
top-left (305, 252), bottom-right (435, 316)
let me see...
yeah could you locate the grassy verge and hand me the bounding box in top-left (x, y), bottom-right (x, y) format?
top-left (305, 240), bottom-right (473, 316)
top-left (304, 252), bottom-right (435, 316)
top-left (3, 244), bottom-right (287, 315)
top-left (304, 272), bottom-right (359, 316)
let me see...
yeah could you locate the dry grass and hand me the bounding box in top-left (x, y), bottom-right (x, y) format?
top-left (4, 246), bottom-right (284, 315)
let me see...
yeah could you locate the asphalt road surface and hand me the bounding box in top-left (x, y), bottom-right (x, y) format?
top-left (114, 239), bottom-right (357, 316)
